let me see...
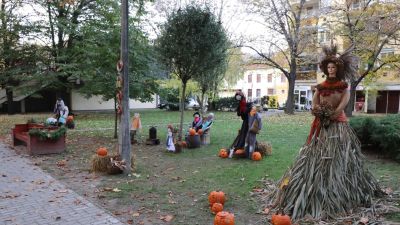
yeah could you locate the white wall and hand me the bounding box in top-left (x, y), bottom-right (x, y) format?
top-left (71, 91), bottom-right (157, 111)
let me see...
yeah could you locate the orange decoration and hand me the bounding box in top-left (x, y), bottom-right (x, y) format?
top-left (67, 115), bottom-right (74, 122)
top-left (208, 191), bottom-right (225, 206)
top-left (218, 149), bottom-right (227, 157)
top-left (252, 152), bottom-right (262, 161)
top-left (211, 203), bottom-right (224, 214)
top-left (96, 147), bottom-right (108, 156)
top-left (271, 213), bottom-right (291, 225)
top-left (214, 211), bottom-right (234, 225)
top-left (189, 128), bottom-right (196, 136)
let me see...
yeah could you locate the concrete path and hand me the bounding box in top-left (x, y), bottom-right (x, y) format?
top-left (0, 143), bottom-right (125, 225)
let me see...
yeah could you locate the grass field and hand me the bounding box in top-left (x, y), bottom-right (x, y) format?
top-left (1, 110), bottom-right (399, 225)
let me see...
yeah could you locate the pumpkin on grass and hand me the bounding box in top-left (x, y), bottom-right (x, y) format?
top-left (208, 191), bottom-right (226, 206)
top-left (252, 152), bottom-right (262, 161)
top-left (211, 203), bottom-right (223, 214)
top-left (271, 211), bottom-right (291, 225)
top-left (218, 149), bottom-right (228, 158)
top-left (96, 147), bottom-right (108, 156)
top-left (214, 211), bottom-right (234, 225)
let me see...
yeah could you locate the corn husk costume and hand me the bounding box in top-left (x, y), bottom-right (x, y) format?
top-left (270, 46), bottom-right (382, 220)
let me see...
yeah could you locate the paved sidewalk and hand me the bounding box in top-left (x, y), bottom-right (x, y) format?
top-left (0, 143), bottom-right (125, 225)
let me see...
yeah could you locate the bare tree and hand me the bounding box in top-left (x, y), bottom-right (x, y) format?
top-left (239, 0), bottom-right (317, 114)
top-left (331, 0), bottom-right (400, 116)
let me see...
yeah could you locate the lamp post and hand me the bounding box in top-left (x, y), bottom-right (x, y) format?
top-left (119, 0), bottom-right (131, 174)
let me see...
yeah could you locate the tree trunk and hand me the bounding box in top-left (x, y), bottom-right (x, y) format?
top-left (199, 91), bottom-right (207, 115)
top-left (6, 88), bottom-right (15, 115)
top-left (119, 0), bottom-right (131, 174)
top-left (345, 82), bottom-right (357, 117)
top-left (285, 75), bottom-right (295, 114)
top-left (114, 97), bottom-right (118, 139)
top-left (178, 82), bottom-right (187, 141)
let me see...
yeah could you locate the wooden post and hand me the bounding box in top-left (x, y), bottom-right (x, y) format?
top-left (119, 0), bottom-right (131, 174)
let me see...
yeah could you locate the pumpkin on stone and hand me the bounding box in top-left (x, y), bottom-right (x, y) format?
top-left (252, 152), bottom-right (262, 161)
top-left (67, 115), bottom-right (74, 123)
top-left (208, 191), bottom-right (226, 206)
top-left (197, 129), bottom-right (203, 135)
top-left (211, 203), bottom-right (224, 214)
top-left (181, 141), bottom-right (187, 148)
top-left (96, 147), bottom-right (108, 156)
top-left (214, 211), bottom-right (234, 225)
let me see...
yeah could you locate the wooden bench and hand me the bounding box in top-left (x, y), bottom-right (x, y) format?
top-left (11, 124), bottom-right (66, 155)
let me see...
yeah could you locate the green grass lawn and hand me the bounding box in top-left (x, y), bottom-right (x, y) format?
top-left (1, 110), bottom-right (399, 224)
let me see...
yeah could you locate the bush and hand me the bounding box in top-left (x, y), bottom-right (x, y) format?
top-left (350, 115), bottom-right (400, 161)
top-left (212, 97), bottom-right (236, 111)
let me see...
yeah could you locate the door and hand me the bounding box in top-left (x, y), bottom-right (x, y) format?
top-left (376, 91), bottom-right (387, 113)
top-left (387, 91), bottom-right (400, 113)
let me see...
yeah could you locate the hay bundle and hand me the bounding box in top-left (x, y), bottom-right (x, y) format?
top-left (256, 141), bottom-right (272, 156)
top-left (91, 155), bottom-right (111, 172)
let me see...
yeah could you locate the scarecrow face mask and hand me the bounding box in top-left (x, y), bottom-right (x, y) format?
top-left (235, 94), bottom-right (242, 101)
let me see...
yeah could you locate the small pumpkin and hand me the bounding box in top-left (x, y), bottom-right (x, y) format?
top-left (271, 212), bottom-right (291, 225)
top-left (189, 128), bottom-right (196, 136)
top-left (211, 203), bottom-right (224, 214)
top-left (252, 152), bottom-right (262, 161)
top-left (220, 151), bottom-right (228, 158)
top-left (214, 211), bottom-right (234, 225)
top-left (197, 129), bottom-right (203, 135)
top-left (96, 147), bottom-right (108, 156)
top-left (218, 149), bottom-right (227, 157)
top-left (208, 191), bottom-right (226, 206)
top-left (67, 115), bottom-right (74, 122)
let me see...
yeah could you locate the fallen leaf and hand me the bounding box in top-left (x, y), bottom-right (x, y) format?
top-left (58, 189), bottom-right (68, 193)
top-left (163, 215), bottom-right (174, 222)
top-left (112, 188), bottom-right (121, 192)
top-left (263, 208), bottom-right (270, 214)
top-left (132, 212), bottom-right (140, 217)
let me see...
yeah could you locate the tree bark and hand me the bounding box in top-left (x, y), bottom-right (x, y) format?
top-left (119, 0), bottom-right (131, 174)
top-left (178, 82), bottom-right (187, 141)
top-left (114, 97), bottom-right (118, 139)
top-left (345, 82), bottom-right (357, 117)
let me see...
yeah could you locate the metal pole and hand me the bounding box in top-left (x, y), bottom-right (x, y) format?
top-left (119, 0), bottom-right (131, 174)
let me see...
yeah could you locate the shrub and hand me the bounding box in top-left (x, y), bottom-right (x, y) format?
top-left (350, 115), bottom-right (400, 161)
top-left (212, 97), bottom-right (236, 111)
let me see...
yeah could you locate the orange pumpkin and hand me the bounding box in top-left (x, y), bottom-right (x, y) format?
top-left (96, 147), bottom-right (108, 156)
top-left (252, 152), bottom-right (262, 161)
top-left (67, 115), bottom-right (74, 122)
top-left (197, 129), bottom-right (203, 135)
top-left (220, 151), bottom-right (228, 158)
top-left (271, 213), bottom-right (291, 225)
top-left (218, 149), bottom-right (227, 157)
top-left (208, 191), bottom-right (225, 206)
top-left (189, 128), bottom-right (196, 136)
top-left (214, 211), bottom-right (234, 225)
top-left (211, 203), bottom-right (224, 214)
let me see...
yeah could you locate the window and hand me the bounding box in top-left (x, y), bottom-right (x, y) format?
top-left (257, 74), bottom-right (261, 83)
top-left (319, 30), bottom-right (330, 43)
top-left (256, 89), bottom-right (261, 97)
top-left (267, 89), bottom-right (274, 95)
top-left (267, 74), bottom-right (273, 83)
top-left (281, 74), bottom-right (286, 83)
top-left (248, 89), bottom-right (252, 98)
top-left (248, 74), bottom-right (252, 83)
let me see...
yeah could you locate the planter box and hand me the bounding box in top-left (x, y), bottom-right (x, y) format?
top-left (11, 124), bottom-right (66, 155)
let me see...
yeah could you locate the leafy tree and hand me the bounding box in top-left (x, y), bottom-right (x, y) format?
top-left (332, 1), bottom-right (400, 116)
top-left (240, 0), bottom-right (315, 114)
top-left (0, 0), bottom-right (43, 114)
top-left (157, 5), bottom-right (229, 140)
